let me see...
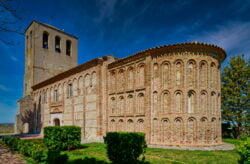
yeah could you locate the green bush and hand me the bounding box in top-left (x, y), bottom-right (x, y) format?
top-left (2, 137), bottom-right (48, 162)
top-left (104, 132), bottom-right (147, 164)
top-left (47, 150), bottom-right (68, 164)
top-left (237, 139), bottom-right (250, 164)
top-left (44, 126), bottom-right (81, 151)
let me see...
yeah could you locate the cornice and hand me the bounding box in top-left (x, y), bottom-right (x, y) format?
top-left (108, 42), bottom-right (226, 69)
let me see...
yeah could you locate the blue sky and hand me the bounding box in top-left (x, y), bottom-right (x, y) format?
top-left (0, 0), bottom-right (250, 123)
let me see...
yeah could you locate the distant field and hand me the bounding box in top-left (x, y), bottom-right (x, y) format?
top-left (24, 138), bottom-right (241, 164)
top-left (0, 123), bottom-right (14, 134)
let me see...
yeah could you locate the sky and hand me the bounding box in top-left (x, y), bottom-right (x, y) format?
top-left (0, 0), bottom-right (250, 123)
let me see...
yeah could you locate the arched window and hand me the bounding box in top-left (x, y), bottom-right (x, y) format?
top-left (118, 69), bottom-right (125, 90)
top-left (199, 61), bottom-right (208, 87)
top-left (175, 91), bottom-right (183, 113)
top-left (43, 32), bottom-right (49, 49)
top-left (110, 71), bottom-right (116, 91)
top-left (162, 91), bottom-right (170, 113)
top-left (200, 117), bottom-right (209, 144)
top-left (127, 119), bottom-right (134, 132)
top-left (187, 60), bottom-right (196, 87)
top-left (161, 119), bottom-right (170, 144)
top-left (162, 62), bottom-right (171, 88)
top-left (137, 93), bottom-right (145, 114)
top-left (110, 119), bottom-right (115, 131)
top-left (66, 40), bottom-right (71, 56)
top-left (127, 95), bottom-right (133, 114)
top-left (153, 91), bottom-right (158, 115)
top-left (210, 62), bottom-right (216, 88)
top-left (211, 92), bottom-right (217, 114)
top-left (174, 118), bottom-right (184, 144)
top-left (119, 96), bottom-right (125, 114)
top-left (152, 118), bottom-right (158, 143)
top-left (136, 119), bottom-right (144, 132)
top-left (127, 67), bottom-right (134, 89)
top-left (200, 90), bottom-right (208, 114)
top-left (118, 119), bottom-right (124, 131)
top-left (55, 36), bottom-right (61, 53)
top-left (211, 118), bottom-right (217, 143)
top-left (187, 118), bottom-right (197, 144)
top-left (187, 90), bottom-right (196, 113)
top-left (175, 60), bottom-right (184, 87)
top-left (110, 97), bottom-right (116, 114)
top-left (91, 72), bottom-right (97, 87)
top-left (137, 64), bottom-right (145, 87)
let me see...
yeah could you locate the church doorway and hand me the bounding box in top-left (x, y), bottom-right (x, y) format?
top-left (54, 118), bottom-right (60, 126)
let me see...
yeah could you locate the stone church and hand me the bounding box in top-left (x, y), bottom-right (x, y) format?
top-left (15, 21), bottom-right (226, 146)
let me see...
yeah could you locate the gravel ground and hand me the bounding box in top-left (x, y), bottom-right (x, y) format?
top-left (0, 144), bottom-right (26, 164)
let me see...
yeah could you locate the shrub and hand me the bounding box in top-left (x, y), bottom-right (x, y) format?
top-left (104, 132), bottom-right (147, 164)
top-left (2, 136), bottom-right (19, 150)
top-left (44, 126), bottom-right (81, 151)
top-left (47, 149), bottom-right (68, 164)
top-left (237, 139), bottom-right (250, 164)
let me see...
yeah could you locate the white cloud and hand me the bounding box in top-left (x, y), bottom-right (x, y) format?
top-left (95, 0), bottom-right (117, 23)
top-left (188, 21), bottom-right (250, 57)
top-left (10, 55), bottom-right (18, 61)
top-left (0, 84), bottom-right (9, 91)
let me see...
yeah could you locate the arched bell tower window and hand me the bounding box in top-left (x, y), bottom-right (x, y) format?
top-left (55, 36), bottom-right (61, 53)
top-left (66, 40), bottom-right (71, 56)
top-left (43, 32), bottom-right (49, 49)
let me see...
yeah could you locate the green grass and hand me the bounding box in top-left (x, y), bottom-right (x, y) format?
top-left (24, 139), bottom-right (242, 164)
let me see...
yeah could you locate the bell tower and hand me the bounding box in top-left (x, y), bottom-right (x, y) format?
top-left (24, 20), bottom-right (78, 96)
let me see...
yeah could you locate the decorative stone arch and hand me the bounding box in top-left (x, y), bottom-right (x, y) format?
top-left (84, 73), bottom-right (91, 88)
top-left (91, 71), bottom-right (97, 87)
top-left (110, 97), bottom-right (116, 114)
top-left (73, 78), bottom-right (78, 96)
top-left (161, 90), bottom-right (171, 114)
top-left (137, 63), bottom-right (145, 87)
top-left (152, 118), bottom-right (159, 143)
top-left (161, 118), bottom-right (171, 144)
top-left (136, 119), bottom-right (144, 132)
top-left (174, 90), bottom-right (183, 113)
top-left (109, 70), bottom-right (116, 91)
top-left (211, 117), bottom-right (217, 143)
top-left (199, 60), bottom-right (208, 88)
top-left (118, 119), bottom-right (124, 131)
top-left (174, 59), bottom-right (184, 87)
top-left (127, 66), bottom-right (134, 89)
top-left (118, 95), bottom-right (125, 114)
top-left (210, 62), bottom-right (217, 88)
top-left (187, 117), bottom-right (197, 144)
top-left (200, 117), bottom-right (209, 144)
top-left (152, 91), bottom-right (158, 115)
top-left (173, 117), bottom-right (184, 144)
top-left (127, 94), bottom-right (133, 114)
top-left (211, 91), bottom-right (217, 114)
top-left (161, 61), bottom-right (171, 88)
top-left (127, 119), bottom-right (134, 132)
top-left (200, 90), bottom-right (208, 114)
top-left (78, 76), bottom-right (83, 95)
top-left (187, 59), bottom-right (197, 88)
top-left (187, 90), bottom-right (196, 113)
top-left (57, 83), bottom-right (63, 101)
top-left (118, 68), bottom-right (125, 90)
top-left (110, 119), bottom-right (116, 132)
top-left (137, 93), bottom-right (145, 114)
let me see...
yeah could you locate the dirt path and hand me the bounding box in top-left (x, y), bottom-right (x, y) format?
top-left (0, 144), bottom-right (26, 164)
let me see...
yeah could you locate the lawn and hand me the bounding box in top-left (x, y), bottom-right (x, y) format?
top-left (24, 139), bottom-right (240, 164)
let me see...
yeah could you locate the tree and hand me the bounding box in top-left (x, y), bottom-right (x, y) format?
top-left (221, 55), bottom-right (250, 138)
top-left (0, 0), bottom-right (23, 44)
